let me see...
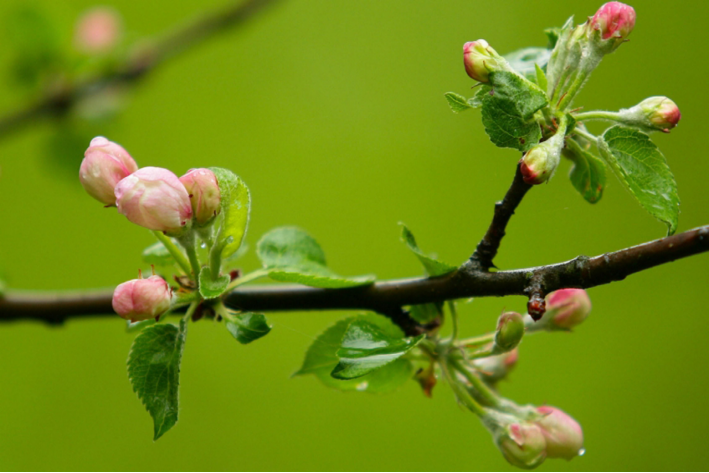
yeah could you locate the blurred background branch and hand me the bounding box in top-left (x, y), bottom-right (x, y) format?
top-left (0, 0), bottom-right (281, 139)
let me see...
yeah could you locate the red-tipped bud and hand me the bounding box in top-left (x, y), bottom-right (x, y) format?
top-left (463, 40), bottom-right (505, 83)
top-left (74, 7), bottom-right (122, 54)
top-left (475, 348), bottom-right (519, 385)
top-left (497, 422), bottom-right (548, 470)
top-left (520, 139), bottom-right (563, 185)
top-left (493, 312), bottom-right (524, 353)
top-left (590, 2), bottom-right (636, 51)
top-left (112, 275), bottom-right (172, 322)
top-left (179, 168), bottom-right (221, 225)
top-left (535, 406), bottom-right (584, 460)
top-left (618, 96), bottom-right (681, 133)
top-left (80, 136), bottom-right (138, 206)
top-left (544, 288), bottom-right (592, 330)
top-left (115, 167), bottom-right (193, 235)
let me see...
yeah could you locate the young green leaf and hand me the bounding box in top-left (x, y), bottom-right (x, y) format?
top-left (408, 303), bottom-right (442, 324)
top-left (142, 242), bottom-right (175, 267)
top-left (257, 227), bottom-right (375, 288)
top-left (534, 64), bottom-right (548, 92)
top-left (127, 319), bottom-right (187, 440)
top-left (331, 319), bottom-right (424, 379)
top-left (504, 47), bottom-right (552, 80)
top-left (225, 312), bottom-right (271, 344)
top-left (598, 126), bottom-right (680, 234)
top-left (294, 314), bottom-right (415, 393)
top-left (479, 71), bottom-right (547, 151)
top-left (444, 92), bottom-right (473, 113)
top-left (400, 223), bottom-right (456, 277)
top-left (198, 267), bottom-right (230, 299)
top-left (565, 141), bottom-right (607, 204)
top-left (210, 167), bottom-right (251, 260)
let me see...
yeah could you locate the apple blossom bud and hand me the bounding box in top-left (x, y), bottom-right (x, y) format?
top-left (618, 96), bottom-right (681, 133)
top-left (496, 422), bottom-right (547, 469)
top-left (80, 136), bottom-right (138, 206)
top-left (520, 139), bottom-right (562, 185)
top-left (179, 168), bottom-right (221, 225)
top-left (74, 7), bottom-right (122, 54)
top-left (590, 2), bottom-right (636, 52)
top-left (463, 40), bottom-right (507, 83)
top-left (115, 167), bottom-right (193, 235)
top-left (475, 348), bottom-right (519, 385)
top-left (535, 406), bottom-right (584, 460)
top-left (493, 312), bottom-right (524, 353)
top-left (112, 275), bottom-right (172, 322)
top-left (545, 288), bottom-right (591, 330)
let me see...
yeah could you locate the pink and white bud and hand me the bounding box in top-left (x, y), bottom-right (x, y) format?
top-left (618, 96), bottom-right (681, 133)
top-left (544, 288), bottom-right (592, 330)
top-left (493, 312), bottom-right (524, 353)
top-left (79, 136), bottom-right (138, 206)
top-left (496, 422), bottom-right (547, 469)
top-left (520, 140), bottom-right (562, 185)
top-left (74, 7), bottom-right (122, 54)
top-left (535, 406), bottom-right (584, 460)
top-left (590, 2), bottom-right (636, 51)
top-left (112, 275), bottom-right (172, 322)
top-left (179, 168), bottom-right (221, 225)
top-left (463, 40), bottom-right (506, 83)
top-left (475, 348), bottom-right (519, 385)
top-left (115, 167), bottom-right (193, 235)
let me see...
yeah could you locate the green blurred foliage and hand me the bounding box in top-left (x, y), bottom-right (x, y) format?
top-left (0, 0), bottom-right (708, 470)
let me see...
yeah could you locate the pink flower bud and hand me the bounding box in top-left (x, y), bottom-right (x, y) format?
top-left (544, 288), bottom-right (592, 330)
top-left (475, 348), bottom-right (519, 385)
top-left (74, 7), bottom-right (122, 54)
top-left (590, 2), bottom-right (636, 50)
top-left (112, 275), bottom-right (172, 322)
top-left (115, 167), bottom-right (193, 234)
top-left (642, 96), bottom-right (681, 132)
top-left (535, 406), bottom-right (584, 460)
top-left (520, 139), bottom-right (562, 185)
top-left (179, 168), bottom-right (221, 225)
top-left (463, 40), bottom-right (505, 83)
top-left (79, 136), bottom-right (138, 206)
top-left (497, 422), bottom-right (547, 469)
top-left (493, 312), bottom-right (524, 353)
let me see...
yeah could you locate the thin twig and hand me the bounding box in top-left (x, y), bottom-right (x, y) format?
top-left (0, 0), bottom-right (281, 139)
top-left (470, 163), bottom-right (533, 270)
top-left (2, 225), bottom-right (707, 325)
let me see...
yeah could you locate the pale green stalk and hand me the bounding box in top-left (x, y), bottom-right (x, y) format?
top-left (153, 231), bottom-right (192, 276)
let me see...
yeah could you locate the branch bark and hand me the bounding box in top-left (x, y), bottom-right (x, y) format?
top-left (0, 0), bottom-right (281, 139)
top-left (2, 225), bottom-right (707, 326)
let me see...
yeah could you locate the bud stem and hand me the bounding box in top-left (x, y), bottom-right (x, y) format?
top-left (177, 232), bottom-right (203, 287)
top-left (153, 231), bottom-right (192, 276)
top-left (572, 128), bottom-right (598, 143)
top-left (457, 332), bottom-right (495, 348)
top-left (449, 357), bottom-right (502, 408)
top-left (224, 268), bottom-right (270, 292)
top-left (183, 300), bottom-right (199, 322)
top-left (440, 360), bottom-right (486, 416)
top-left (573, 110), bottom-right (620, 122)
top-left (448, 300), bottom-right (459, 343)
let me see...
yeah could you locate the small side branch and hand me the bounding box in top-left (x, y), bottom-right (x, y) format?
top-left (470, 163), bottom-right (533, 270)
top-left (0, 0), bottom-right (281, 139)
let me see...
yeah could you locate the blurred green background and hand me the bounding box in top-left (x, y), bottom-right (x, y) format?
top-left (0, 0), bottom-right (708, 470)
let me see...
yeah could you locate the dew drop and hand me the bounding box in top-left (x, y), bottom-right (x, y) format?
top-left (578, 448), bottom-right (586, 456)
top-left (356, 381), bottom-right (369, 391)
top-left (200, 242), bottom-right (207, 249)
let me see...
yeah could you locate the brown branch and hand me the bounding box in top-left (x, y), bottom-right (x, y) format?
top-left (470, 162), bottom-right (533, 270)
top-left (2, 225), bottom-right (707, 328)
top-left (0, 0), bottom-right (281, 139)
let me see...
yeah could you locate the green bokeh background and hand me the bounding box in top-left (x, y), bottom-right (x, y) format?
top-left (1, 0), bottom-right (708, 470)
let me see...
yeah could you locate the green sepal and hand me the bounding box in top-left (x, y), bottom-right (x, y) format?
top-left (400, 223), bottom-right (456, 277)
top-left (209, 167), bottom-right (251, 260)
top-left (565, 140), bottom-right (607, 204)
top-left (534, 64), bottom-right (548, 91)
top-left (225, 312), bottom-right (271, 344)
top-left (198, 267), bottom-right (230, 299)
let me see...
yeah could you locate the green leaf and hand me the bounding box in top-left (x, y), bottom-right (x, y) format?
top-left (210, 168), bottom-right (251, 260)
top-left (142, 242), bottom-right (175, 267)
top-left (598, 126), bottom-right (680, 234)
top-left (408, 303), bottom-right (442, 324)
top-left (479, 71), bottom-right (547, 151)
top-left (294, 314), bottom-right (415, 393)
top-left (565, 142), bottom-right (607, 204)
top-left (534, 64), bottom-right (548, 92)
top-left (332, 319), bottom-right (424, 379)
top-left (226, 312), bottom-right (271, 344)
top-left (198, 267), bottom-right (230, 299)
top-left (504, 47), bottom-right (552, 80)
top-left (399, 223), bottom-right (456, 277)
top-left (127, 319), bottom-right (187, 440)
top-left (257, 227), bottom-right (375, 288)
top-left (444, 92), bottom-right (473, 113)
top-left (544, 27), bottom-right (562, 49)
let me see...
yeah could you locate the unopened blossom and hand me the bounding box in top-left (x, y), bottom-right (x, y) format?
top-left (463, 40), bottom-right (507, 83)
top-left (496, 421), bottom-right (548, 469)
top-left (618, 96), bottom-right (681, 133)
top-left (112, 275), bottom-right (171, 322)
top-left (115, 167), bottom-right (193, 234)
top-left (179, 168), bottom-right (221, 225)
top-left (589, 2), bottom-right (636, 52)
top-left (535, 406), bottom-right (584, 460)
top-left (80, 136), bottom-right (138, 206)
top-left (493, 312), bottom-right (524, 353)
top-left (74, 7), bottom-right (122, 53)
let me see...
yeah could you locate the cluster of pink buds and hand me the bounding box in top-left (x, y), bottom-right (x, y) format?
top-left (80, 136), bottom-right (224, 321)
top-left (484, 405), bottom-right (584, 469)
top-left (526, 288), bottom-right (592, 331)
